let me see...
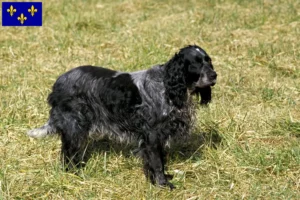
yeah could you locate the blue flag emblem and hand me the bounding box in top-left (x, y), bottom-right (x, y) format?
top-left (2, 2), bottom-right (42, 26)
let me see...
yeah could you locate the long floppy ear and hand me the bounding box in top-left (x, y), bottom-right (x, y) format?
top-left (164, 53), bottom-right (187, 109)
top-left (191, 86), bottom-right (212, 105)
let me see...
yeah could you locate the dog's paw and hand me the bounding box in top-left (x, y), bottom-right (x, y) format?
top-left (166, 182), bottom-right (175, 190)
top-left (157, 178), bottom-right (175, 190)
top-left (165, 174), bottom-right (174, 181)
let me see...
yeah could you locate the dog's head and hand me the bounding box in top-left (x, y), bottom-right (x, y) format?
top-left (164, 45), bottom-right (217, 108)
top-left (178, 45), bottom-right (217, 91)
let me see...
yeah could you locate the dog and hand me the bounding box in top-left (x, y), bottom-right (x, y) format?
top-left (27, 45), bottom-right (217, 189)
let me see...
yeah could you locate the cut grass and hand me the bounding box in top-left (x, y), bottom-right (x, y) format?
top-left (0, 0), bottom-right (300, 199)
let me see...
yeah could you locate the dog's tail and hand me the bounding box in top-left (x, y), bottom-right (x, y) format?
top-left (27, 121), bottom-right (57, 138)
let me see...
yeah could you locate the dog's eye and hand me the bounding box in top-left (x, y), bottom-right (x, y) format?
top-left (204, 56), bottom-right (211, 63)
top-left (195, 56), bottom-right (203, 64)
top-left (188, 65), bottom-right (199, 73)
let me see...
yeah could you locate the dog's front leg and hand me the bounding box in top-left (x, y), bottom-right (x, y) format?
top-left (140, 136), bottom-right (175, 190)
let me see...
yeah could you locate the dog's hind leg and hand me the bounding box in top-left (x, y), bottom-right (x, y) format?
top-left (59, 117), bottom-right (90, 171)
top-left (61, 130), bottom-right (89, 170)
top-left (140, 135), bottom-right (175, 190)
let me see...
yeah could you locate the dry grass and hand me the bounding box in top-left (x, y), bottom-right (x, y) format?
top-left (0, 0), bottom-right (300, 199)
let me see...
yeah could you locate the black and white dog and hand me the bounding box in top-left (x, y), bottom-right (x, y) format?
top-left (28, 45), bottom-right (217, 189)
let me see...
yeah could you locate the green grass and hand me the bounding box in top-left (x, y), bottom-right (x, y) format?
top-left (1, 0), bottom-right (300, 199)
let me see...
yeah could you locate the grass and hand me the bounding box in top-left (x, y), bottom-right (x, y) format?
top-left (0, 0), bottom-right (299, 199)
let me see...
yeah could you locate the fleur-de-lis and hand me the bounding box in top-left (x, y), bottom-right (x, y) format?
top-left (7, 5), bottom-right (16, 16)
top-left (28, 5), bottom-right (38, 16)
top-left (18, 13), bottom-right (27, 24)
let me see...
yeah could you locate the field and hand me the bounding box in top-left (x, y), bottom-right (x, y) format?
top-left (0, 0), bottom-right (299, 199)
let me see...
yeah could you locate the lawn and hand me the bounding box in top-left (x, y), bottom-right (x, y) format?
top-left (0, 0), bottom-right (299, 199)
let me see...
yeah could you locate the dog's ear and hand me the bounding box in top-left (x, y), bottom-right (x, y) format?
top-left (191, 86), bottom-right (212, 105)
top-left (199, 86), bottom-right (212, 105)
top-left (164, 53), bottom-right (188, 109)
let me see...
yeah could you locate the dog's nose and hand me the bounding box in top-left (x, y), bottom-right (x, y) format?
top-left (210, 72), bottom-right (217, 79)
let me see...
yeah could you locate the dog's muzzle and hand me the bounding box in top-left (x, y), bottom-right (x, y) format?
top-left (209, 71), bottom-right (217, 86)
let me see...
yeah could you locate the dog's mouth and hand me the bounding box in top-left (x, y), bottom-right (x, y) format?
top-left (209, 79), bottom-right (217, 86)
top-left (209, 82), bottom-right (216, 87)
top-left (195, 79), bottom-right (217, 88)
top-left (189, 80), bottom-right (216, 94)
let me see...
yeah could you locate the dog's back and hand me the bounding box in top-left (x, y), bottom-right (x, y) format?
top-left (29, 65), bottom-right (143, 139)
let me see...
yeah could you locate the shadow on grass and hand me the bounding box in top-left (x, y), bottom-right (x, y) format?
top-left (83, 128), bottom-right (223, 163)
top-left (85, 137), bottom-right (136, 159)
top-left (167, 130), bottom-right (223, 162)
